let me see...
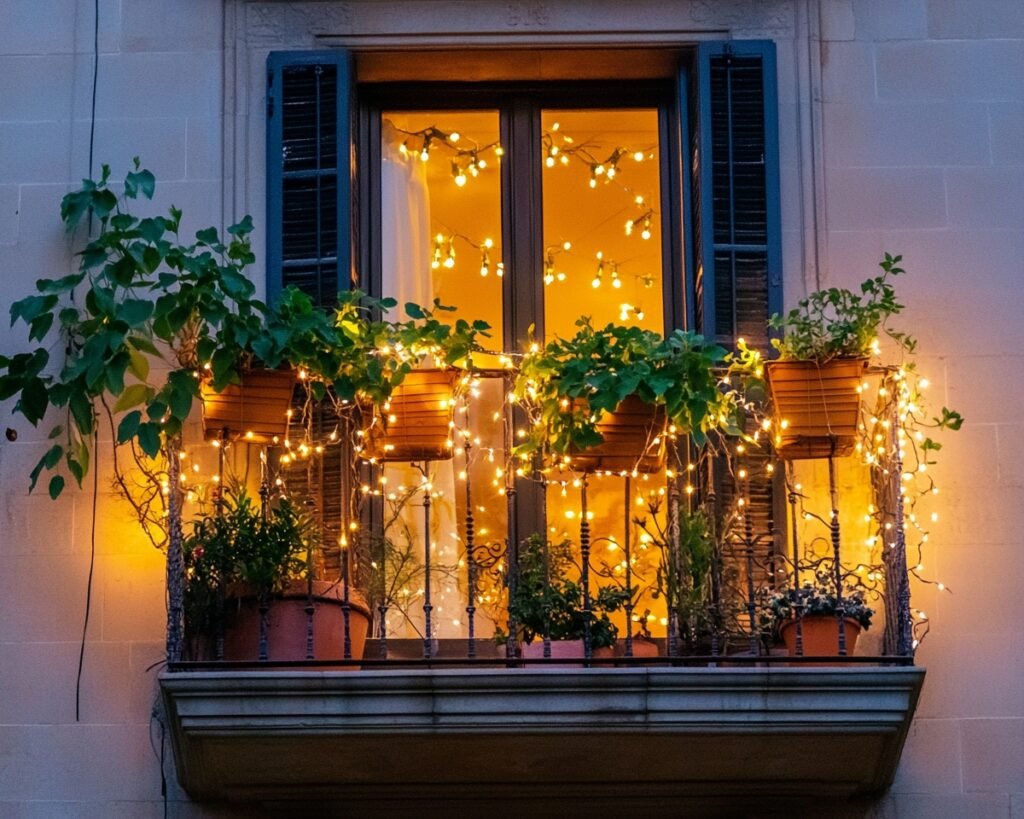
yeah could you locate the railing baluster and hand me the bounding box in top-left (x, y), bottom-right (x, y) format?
top-left (828, 452), bottom-right (848, 657)
top-left (786, 462), bottom-right (804, 657)
top-left (422, 474), bottom-right (433, 659)
top-left (624, 476), bottom-right (634, 658)
top-left (464, 435), bottom-right (477, 659)
top-left (580, 477), bottom-right (592, 663)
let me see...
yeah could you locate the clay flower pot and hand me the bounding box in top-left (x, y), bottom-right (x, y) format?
top-left (200, 367), bottom-right (296, 443)
top-left (571, 395), bottom-right (667, 474)
top-left (222, 579), bottom-right (371, 666)
top-left (780, 615), bottom-right (863, 658)
top-left (766, 357), bottom-right (868, 460)
top-left (364, 368), bottom-right (459, 462)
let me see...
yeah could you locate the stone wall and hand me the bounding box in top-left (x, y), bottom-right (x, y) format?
top-left (0, 0), bottom-right (1020, 815)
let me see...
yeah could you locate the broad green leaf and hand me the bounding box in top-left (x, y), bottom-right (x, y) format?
top-left (137, 422), bottom-right (161, 457)
top-left (113, 383), bottom-right (153, 413)
top-left (117, 410), bottom-right (142, 443)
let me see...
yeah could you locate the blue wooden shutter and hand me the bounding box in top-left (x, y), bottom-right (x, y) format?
top-left (267, 52), bottom-right (354, 581)
top-left (692, 41), bottom-right (781, 351)
top-left (267, 50), bottom-right (353, 306)
top-left (691, 42), bottom-right (784, 586)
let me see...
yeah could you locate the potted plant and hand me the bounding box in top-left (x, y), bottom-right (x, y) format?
top-left (499, 534), bottom-right (630, 660)
top-left (184, 488), bottom-right (371, 662)
top-left (512, 319), bottom-right (744, 474)
top-left (765, 253), bottom-right (908, 459)
top-left (759, 579), bottom-right (874, 657)
top-left (357, 298), bottom-right (489, 463)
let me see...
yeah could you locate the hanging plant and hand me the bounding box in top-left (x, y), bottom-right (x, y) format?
top-left (0, 161), bottom-right (268, 499)
top-left (511, 318), bottom-right (746, 472)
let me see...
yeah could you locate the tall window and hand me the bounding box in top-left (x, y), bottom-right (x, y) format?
top-left (266, 44), bottom-right (781, 641)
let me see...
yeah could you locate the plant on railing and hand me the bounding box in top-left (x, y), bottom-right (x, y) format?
top-left (0, 161), bottom-right (267, 503)
top-left (759, 582), bottom-right (874, 639)
top-left (768, 253), bottom-right (909, 363)
top-left (498, 534), bottom-right (630, 650)
top-left (183, 489), bottom-right (309, 645)
top-left (511, 318), bottom-right (745, 470)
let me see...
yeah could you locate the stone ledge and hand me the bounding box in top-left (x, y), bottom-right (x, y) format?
top-left (160, 666), bottom-right (924, 805)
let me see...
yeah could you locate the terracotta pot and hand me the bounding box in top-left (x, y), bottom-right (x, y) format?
top-left (364, 368), bottom-right (459, 462)
top-left (618, 636), bottom-right (660, 659)
top-left (200, 367), bottom-right (296, 443)
top-left (519, 639), bottom-right (615, 667)
top-left (571, 395), bottom-right (667, 474)
top-left (780, 615), bottom-right (863, 658)
top-left (221, 580), bottom-right (371, 666)
top-left (766, 357), bottom-right (868, 460)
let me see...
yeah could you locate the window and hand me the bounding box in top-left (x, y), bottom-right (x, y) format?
top-left (265, 43), bottom-right (781, 641)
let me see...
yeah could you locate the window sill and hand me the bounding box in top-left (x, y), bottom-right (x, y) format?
top-left (160, 666), bottom-right (924, 807)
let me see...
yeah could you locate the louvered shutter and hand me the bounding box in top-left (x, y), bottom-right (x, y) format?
top-left (267, 51), bottom-right (353, 304)
top-left (691, 42), bottom-right (783, 589)
top-left (267, 51), bottom-right (355, 579)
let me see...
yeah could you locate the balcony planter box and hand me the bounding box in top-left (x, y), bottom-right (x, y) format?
top-left (216, 580), bottom-right (371, 664)
top-left (572, 395), bottom-right (667, 474)
top-left (780, 615), bottom-right (862, 658)
top-left (766, 358), bottom-right (868, 460)
top-left (200, 367), bottom-right (296, 443)
top-left (364, 368), bottom-right (458, 462)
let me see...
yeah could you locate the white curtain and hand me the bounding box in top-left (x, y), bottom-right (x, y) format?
top-left (380, 120), bottom-right (461, 641)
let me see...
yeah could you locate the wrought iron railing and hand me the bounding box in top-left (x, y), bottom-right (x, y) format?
top-left (166, 371), bottom-right (917, 671)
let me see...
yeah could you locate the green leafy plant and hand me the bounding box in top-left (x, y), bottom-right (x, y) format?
top-left (658, 508), bottom-right (715, 646)
top-left (769, 253), bottom-right (908, 362)
top-left (512, 318), bottom-right (744, 464)
top-left (499, 534), bottom-right (630, 649)
top-left (0, 161), bottom-right (267, 498)
top-left (183, 489), bottom-right (310, 629)
top-left (265, 289), bottom-right (491, 408)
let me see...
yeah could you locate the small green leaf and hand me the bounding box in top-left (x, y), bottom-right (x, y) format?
top-left (48, 475), bottom-right (65, 500)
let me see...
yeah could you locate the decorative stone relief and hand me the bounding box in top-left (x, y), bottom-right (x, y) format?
top-left (247, 2), bottom-right (354, 46)
top-left (505, 2), bottom-right (550, 28)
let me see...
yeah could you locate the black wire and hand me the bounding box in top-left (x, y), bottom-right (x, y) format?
top-left (87, 0), bottom-right (99, 183)
top-left (75, 428), bottom-right (99, 721)
top-left (71, 0), bottom-right (102, 725)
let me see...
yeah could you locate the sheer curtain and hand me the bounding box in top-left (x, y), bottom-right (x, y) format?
top-left (380, 120), bottom-right (460, 641)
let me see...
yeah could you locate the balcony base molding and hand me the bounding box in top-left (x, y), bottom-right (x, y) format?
top-left (160, 666), bottom-right (924, 809)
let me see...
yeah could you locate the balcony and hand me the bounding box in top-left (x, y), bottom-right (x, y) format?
top-left (161, 661), bottom-right (923, 806)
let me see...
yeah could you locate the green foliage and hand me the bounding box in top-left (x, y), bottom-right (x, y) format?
top-left (262, 289), bottom-right (490, 406)
top-left (501, 534), bottom-right (630, 649)
top-left (653, 508), bottom-right (716, 647)
top-left (0, 161), bottom-right (267, 496)
top-left (184, 490), bottom-right (309, 594)
top-left (512, 318), bottom-right (745, 462)
top-left (0, 164), bottom-right (489, 501)
top-left (769, 253), bottom-right (909, 361)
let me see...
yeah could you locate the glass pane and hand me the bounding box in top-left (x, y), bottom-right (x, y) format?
top-left (378, 111), bottom-right (507, 643)
top-left (541, 109), bottom-right (663, 340)
top-left (541, 108), bottom-right (669, 644)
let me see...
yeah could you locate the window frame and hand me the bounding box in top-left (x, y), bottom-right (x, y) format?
top-left (265, 43), bottom-right (784, 574)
